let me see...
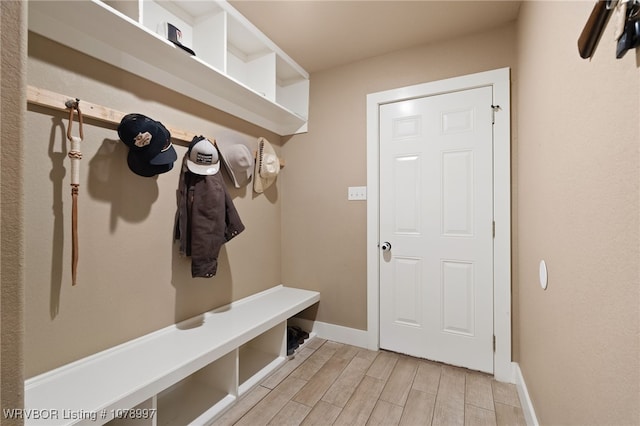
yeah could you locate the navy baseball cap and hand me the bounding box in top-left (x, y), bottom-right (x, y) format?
top-left (117, 113), bottom-right (177, 176)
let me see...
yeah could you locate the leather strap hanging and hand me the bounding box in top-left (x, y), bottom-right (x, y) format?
top-left (66, 99), bottom-right (83, 286)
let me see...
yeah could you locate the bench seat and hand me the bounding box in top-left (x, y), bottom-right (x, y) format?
top-left (24, 285), bottom-right (320, 426)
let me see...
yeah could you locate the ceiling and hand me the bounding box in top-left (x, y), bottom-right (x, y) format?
top-left (229, 1), bottom-right (522, 74)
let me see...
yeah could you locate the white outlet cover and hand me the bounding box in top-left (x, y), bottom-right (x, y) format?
top-left (539, 260), bottom-right (548, 290)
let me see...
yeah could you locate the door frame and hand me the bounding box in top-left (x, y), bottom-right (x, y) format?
top-left (365, 67), bottom-right (513, 382)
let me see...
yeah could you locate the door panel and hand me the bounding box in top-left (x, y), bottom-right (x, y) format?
top-left (379, 86), bottom-right (494, 373)
top-left (441, 260), bottom-right (475, 336)
top-left (393, 155), bottom-right (421, 234)
top-left (442, 150), bottom-right (474, 236)
top-left (392, 256), bottom-right (422, 327)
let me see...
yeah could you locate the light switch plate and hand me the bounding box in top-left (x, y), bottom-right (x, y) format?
top-left (348, 186), bottom-right (367, 200)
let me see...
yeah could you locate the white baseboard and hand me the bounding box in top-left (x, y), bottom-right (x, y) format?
top-left (287, 318), bottom-right (371, 349)
top-left (514, 362), bottom-right (539, 426)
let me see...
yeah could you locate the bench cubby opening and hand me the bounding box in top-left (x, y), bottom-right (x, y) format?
top-left (156, 350), bottom-right (237, 426)
top-left (238, 322), bottom-right (286, 394)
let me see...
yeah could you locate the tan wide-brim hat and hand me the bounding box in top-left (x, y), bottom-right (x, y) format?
top-left (253, 137), bottom-right (280, 193)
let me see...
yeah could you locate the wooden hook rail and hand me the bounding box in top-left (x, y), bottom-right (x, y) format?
top-left (26, 85), bottom-right (285, 167)
top-left (26, 85), bottom-right (197, 143)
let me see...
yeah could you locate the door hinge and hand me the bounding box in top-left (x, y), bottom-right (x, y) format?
top-left (491, 104), bottom-right (500, 124)
top-left (493, 221), bottom-right (496, 238)
top-left (493, 335), bottom-right (496, 352)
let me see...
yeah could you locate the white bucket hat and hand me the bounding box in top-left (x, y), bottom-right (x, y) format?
top-left (253, 137), bottom-right (280, 193)
top-left (216, 138), bottom-right (254, 188)
top-left (186, 136), bottom-right (220, 176)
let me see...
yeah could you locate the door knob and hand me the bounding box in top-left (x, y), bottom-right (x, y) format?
top-left (380, 242), bottom-right (392, 251)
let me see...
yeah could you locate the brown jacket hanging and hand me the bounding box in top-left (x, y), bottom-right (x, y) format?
top-left (175, 157), bottom-right (245, 278)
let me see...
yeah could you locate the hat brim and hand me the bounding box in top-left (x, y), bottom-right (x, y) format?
top-left (225, 165), bottom-right (252, 188)
top-left (186, 159), bottom-right (221, 176)
top-left (171, 40), bottom-right (195, 56)
top-left (128, 151), bottom-right (174, 177)
top-left (150, 143), bottom-right (177, 165)
top-left (253, 174), bottom-right (276, 193)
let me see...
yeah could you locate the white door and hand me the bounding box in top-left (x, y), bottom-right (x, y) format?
top-left (379, 86), bottom-right (494, 373)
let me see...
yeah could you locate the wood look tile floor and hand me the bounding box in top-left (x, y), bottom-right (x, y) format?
top-left (213, 338), bottom-right (526, 426)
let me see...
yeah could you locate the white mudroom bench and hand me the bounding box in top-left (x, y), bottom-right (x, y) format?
top-left (23, 285), bottom-right (320, 426)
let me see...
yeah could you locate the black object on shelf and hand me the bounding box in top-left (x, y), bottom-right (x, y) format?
top-left (166, 22), bottom-right (196, 56)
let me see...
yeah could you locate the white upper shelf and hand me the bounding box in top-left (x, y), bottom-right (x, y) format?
top-left (28, 0), bottom-right (310, 136)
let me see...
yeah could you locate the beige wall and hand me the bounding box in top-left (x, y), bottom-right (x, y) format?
top-left (1, 1), bottom-right (26, 422)
top-left (281, 23), bottom-right (518, 332)
top-left (517, 2), bottom-right (639, 424)
top-left (24, 34), bottom-right (284, 378)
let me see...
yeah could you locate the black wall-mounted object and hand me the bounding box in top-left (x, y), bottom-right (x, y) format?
top-left (579, 0), bottom-right (640, 59)
top-left (616, 7), bottom-right (640, 57)
top-left (578, 0), bottom-right (613, 59)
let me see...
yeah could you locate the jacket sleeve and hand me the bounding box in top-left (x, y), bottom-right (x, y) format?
top-left (174, 157), bottom-right (189, 257)
top-left (224, 183), bottom-right (245, 242)
top-left (189, 173), bottom-right (226, 278)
